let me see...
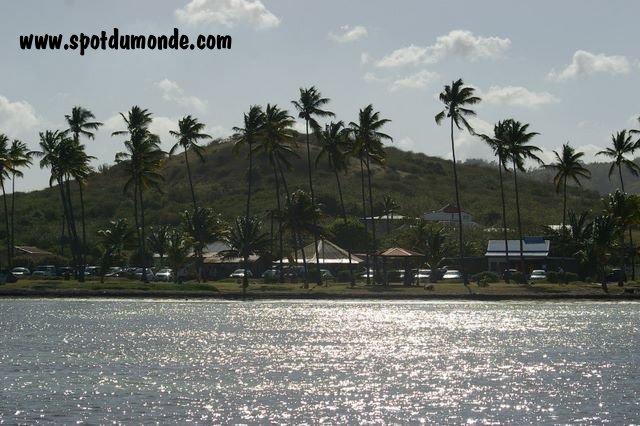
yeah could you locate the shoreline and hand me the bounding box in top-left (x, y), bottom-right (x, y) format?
top-left (1, 288), bottom-right (639, 301)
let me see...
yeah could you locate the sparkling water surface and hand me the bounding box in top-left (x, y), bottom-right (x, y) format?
top-left (1, 299), bottom-right (639, 424)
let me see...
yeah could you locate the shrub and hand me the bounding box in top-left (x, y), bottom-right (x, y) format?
top-left (336, 270), bottom-right (352, 283)
top-left (471, 271), bottom-right (500, 283)
top-left (547, 271), bottom-right (558, 283)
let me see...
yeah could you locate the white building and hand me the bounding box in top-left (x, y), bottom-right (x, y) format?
top-left (423, 204), bottom-right (478, 227)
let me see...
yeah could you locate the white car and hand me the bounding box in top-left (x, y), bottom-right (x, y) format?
top-left (442, 270), bottom-right (463, 280)
top-left (230, 269), bottom-right (252, 278)
top-left (154, 268), bottom-right (174, 282)
top-left (10, 267), bottom-right (30, 276)
top-left (529, 270), bottom-right (547, 280)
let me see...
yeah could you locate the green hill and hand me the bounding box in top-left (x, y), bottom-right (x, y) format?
top-left (10, 136), bottom-right (604, 255)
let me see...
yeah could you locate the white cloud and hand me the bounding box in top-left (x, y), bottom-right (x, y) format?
top-left (360, 52), bottom-right (370, 65)
top-left (329, 25), bottom-right (367, 43)
top-left (443, 118), bottom-right (494, 161)
top-left (0, 95), bottom-right (39, 137)
top-left (156, 78), bottom-right (207, 113)
top-left (548, 50), bottom-right (630, 81)
top-left (363, 72), bottom-right (388, 83)
top-left (175, 0), bottom-right (280, 30)
top-left (397, 137), bottom-right (416, 151)
top-left (538, 143), bottom-right (603, 165)
top-left (389, 70), bottom-right (438, 92)
top-left (481, 85), bottom-right (560, 108)
top-left (376, 45), bottom-right (426, 68)
top-left (424, 30), bottom-right (510, 63)
top-left (376, 30), bottom-right (509, 68)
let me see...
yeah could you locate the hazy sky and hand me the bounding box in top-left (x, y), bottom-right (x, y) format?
top-left (2, 0), bottom-right (640, 191)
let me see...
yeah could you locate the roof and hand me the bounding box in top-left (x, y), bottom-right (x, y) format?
top-left (485, 238), bottom-right (550, 257)
top-left (361, 214), bottom-right (408, 221)
top-left (438, 204), bottom-right (460, 214)
top-left (379, 247), bottom-right (424, 257)
top-left (14, 246), bottom-right (53, 256)
top-left (286, 239), bottom-right (363, 264)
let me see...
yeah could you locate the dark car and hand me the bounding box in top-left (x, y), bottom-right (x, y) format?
top-left (606, 268), bottom-right (627, 283)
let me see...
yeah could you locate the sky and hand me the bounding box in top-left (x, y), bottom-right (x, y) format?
top-left (1, 0), bottom-right (640, 192)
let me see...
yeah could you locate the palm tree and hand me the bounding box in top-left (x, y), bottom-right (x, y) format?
top-left (350, 104), bottom-right (392, 284)
top-left (183, 207), bottom-right (225, 282)
top-left (113, 106), bottom-right (166, 281)
top-left (590, 214), bottom-right (619, 293)
top-left (279, 189), bottom-right (322, 289)
top-left (605, 190), bottom-right (640, 286)
top-left (292, 87), bottom-right (335, 283)
top-left (0, 135), bottom-right (14, 267)
top-left (224, 216), bottom-right (270, 293)
top-left (546, 143), bottom-right (591, 234)
top-left (435, 78), bottom-right (481, 286)
top-left (478, 120), bottom-right (513, 281)
top-left (597, 130), bottom-right (639, 192)
top-left (382, 195), bottom-right (400, 233)
top-left (233, 105), bottom-right (265, 219)
top-left (169, 115), bottom-right (212, 210)
top-left (597, 130), bottom-right (639, 279)
top-left (166, 230), bottom-right (192, 283)
top-left (316, 120), bottom-right (355, 284)
top-left (412, 220), bottom-right (447, 283)
top-left (255, 104), bottom-right (296, 282)
top-left (96, 218), bottom-right (135, 283)
top-left (148, 225), bottom-right (171, 267)
top-left (504, 119), bottom-right (543, 283)
top-left (7, 139), bottom-right (33, 264)
top-left (64, 106), bottom-right (103, 278)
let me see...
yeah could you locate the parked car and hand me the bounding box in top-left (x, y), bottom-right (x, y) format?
top-left (57, 266), bottom-right (74, 278)
top-left (606, 268), bottom-right (627, 283)
top-left (262, 268), bottom-right (280, 280)
top-left (230, 269), bottom-right (252, 278)
top-left (32, 265), bottom-right (57, 277)
top-left (358, 268), bottom-right (374, 279)
top-left (529, 269), bottom-right (547, 280)
top-left (84, 266), bottom-right (100, 277)
top-left (105, 267), bottom-right (123, 277)
top-left (10, 267), bottom-right (30, 276)
top-left (502, 269), bottom-right (519, 280)
top-left (134, 268), bottom-right (155, 280)
top-left (319, 269), bottom-right (334, 280)
top-left (154, 268), bottom-right (174, 282)
top-left (442, 269), bottom-right (463, 280)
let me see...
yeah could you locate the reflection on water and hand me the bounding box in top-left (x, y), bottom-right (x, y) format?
top-left (1, 300), bottom-right (639, 424)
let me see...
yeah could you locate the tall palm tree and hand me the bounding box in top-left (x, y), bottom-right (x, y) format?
top-left (224, 216), bottom-right (270, 293)
top-left (316, 120), bottom-right (355, 284)
top-left (233, 105), bottom-right (265, 219)
top-left (64, 106), bottom-right (103, 279)
top-left (605, 190), bottom-right (640, 286)
top-left (597, 130), bottom-right (639, 279)
top-left (183, 207), bottom-right (225, 282)
top-left (113, 106), bottom-right (165, 281)
top-left (597, 130), bottom-right (639, 192)
top-left (412, 220), bottom-right (448, 283)
top-left (478, 120), bottom-right (513, 281)
top-left (350, 104), bottom-right (392, 284)
top-left (292, 87), bottom-right (335, 283)
top-left (169, 115), bottom-right (212, 210)
top-left (546, 143), bottom-right (591, 234)
top-left (435, 78), bottom-right (481, 286)
top-left (255, 104), bottom-right (296, 282)
top-left (166, 229), bottom-right (193, 283)
top-left (96, 218), bottom-right (135, 283)
top-left (8, 139), bottom-right (33, 264)
top-left (504, 119), bottom-right (543, 283)
top-left (0, 135), bottom-right (14, 267)
top-left (590, 214), bottom-right (619, 293)
top-left (382, 194), bottom-right (400, 233)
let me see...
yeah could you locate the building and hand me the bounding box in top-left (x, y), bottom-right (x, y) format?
top-left (360, 214), bottom-right (413, 234)
top-left (423, 204), bottom-right (478, 227)
top-left (485, 237), bottom-right (550, 273)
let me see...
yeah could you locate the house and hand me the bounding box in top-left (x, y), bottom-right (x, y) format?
top-left (485, 237), bottom-right (550, 273)
top-left (360, 214), bottom-right (413, 234)
top-left (286, 239), bottom-right (363, 271)
top-left (423, 204), bottom-right (478, 227)
top-left (14, 246), bottom-right (53, 260)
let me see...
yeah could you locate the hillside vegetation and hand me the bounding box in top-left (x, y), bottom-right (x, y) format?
top-left (9, 135), bottom-right (604, 256)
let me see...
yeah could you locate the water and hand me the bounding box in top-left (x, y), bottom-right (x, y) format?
top-left (1, 299), bottom-right (639, 424)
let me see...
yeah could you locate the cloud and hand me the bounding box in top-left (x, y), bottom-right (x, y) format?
top-left (548, 50), bottom-right (630, 81)
top-left (329, 25), bottom-right (367, 43)
top-left (156, 79), bottom-right (207, 113)
top-left (397, 137), bottom-right (416, 151)
top-left (443, 117), bottom-right (494, 161)
top-left (389, 70), bottom-right (438, 92)
top-left (0, 95), bottom-right (39, 137)
top-left (481, 85), bottom-right (560, 108)
top-left (363, 72), bottom-right (389, 84)
top-left (424, 30), bottom-right (510, 63)
top-left (376, 30), bottom-right (509, 68)
top-left (360, 52), bottom-right (370, 65)
top-left (376, 45), bottom-right (427, 68)
top-left (538, 143), bottom-right (603, 165)
top-left (175, 0), bottom-right (280, 30)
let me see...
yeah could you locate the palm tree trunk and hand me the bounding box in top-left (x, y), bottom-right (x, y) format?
top-left (304, 120), bottom-right (322, 284)
top-left (360, 157), bottom-right (370, 285)
top-left (619, 164), bottom-right (625, 193)
top-left (65, 178), bottom-right (82, 280)
top-left (246, 144), bottom-right (253, 219)
top-left (450, 117), bottom-right (470, 289)
top-left (78, 181), bottom-right (87, 282)
top-left (512, 157), bottom-right (527, 285)
top-left (619, 165), bottom-right (636, 280)
top-left (498, 162), bottom-right (510, 282)
top-left (365, 153), bottom-right (379, 285)
top-left (58, 179), bottom-right (77, 273)
top-left (562, 176), bottom-right (567, 234)
top-left (138, 177), bottom-right (149, 282)
top-left (184, 149), bottom-right (197, 211)
top-left (60, 214), bottom-right (65, 256)
top-left (1, 178), bottom-right (11, 268)
top-left (272, 165), bottom-right (284, 283)
top-left (10, 174), bottom-right (16, 262)
top-left (335, 169), bottom-right (354, 285)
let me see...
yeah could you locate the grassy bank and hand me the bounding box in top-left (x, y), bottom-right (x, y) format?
top-left (1, 277), bottom-right (640, 300)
